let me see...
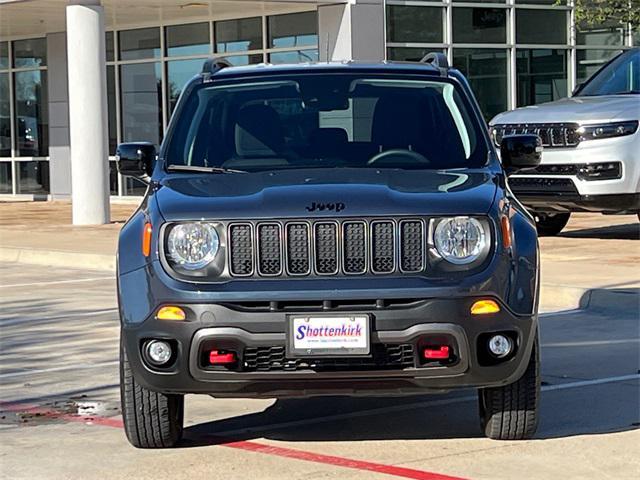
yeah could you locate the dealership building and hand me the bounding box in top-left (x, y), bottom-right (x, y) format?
top-left (0, 0), bottom-right (637, 218)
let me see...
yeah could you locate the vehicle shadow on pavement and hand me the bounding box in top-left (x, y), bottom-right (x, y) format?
top-left (560, 222), bottom-right (640, 240)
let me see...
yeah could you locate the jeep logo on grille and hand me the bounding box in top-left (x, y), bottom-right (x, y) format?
top-left (306, 202), bottom-right (346, 213)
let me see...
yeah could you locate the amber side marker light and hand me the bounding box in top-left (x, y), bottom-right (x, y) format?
top-left (142, 222), bottom-right (153, 257)
top-left (501, 215), bottom-right (512, 249)
top-left (156, 306), bottom-right (186, 321)
top-left (471, 299), bottom-right (501, 315)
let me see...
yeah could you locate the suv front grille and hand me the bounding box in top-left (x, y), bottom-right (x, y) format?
top-left (493, 123), bottom-right (580, 148)
top-left (243, 344), bottom-right (415, 372)
top-left (228, 218), bottom-right (426, 278)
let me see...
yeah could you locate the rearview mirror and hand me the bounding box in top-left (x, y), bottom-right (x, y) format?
top-left (116, 142), bottom-right (156, 181)
top-left (500, 135), bottom-right (542, 175)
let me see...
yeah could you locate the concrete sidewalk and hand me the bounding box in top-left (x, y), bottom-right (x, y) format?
top-left (1, 200), bottom-right (638, 311)
top-left (0, 200), bottom-right (137, 272)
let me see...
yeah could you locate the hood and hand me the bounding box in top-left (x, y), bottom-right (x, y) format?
top-left (491, 95), bottom-right (640, 125)
top-left (155, 168), bottom-right (498, 221)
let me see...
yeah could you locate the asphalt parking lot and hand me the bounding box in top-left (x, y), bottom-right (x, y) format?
top-left (1, 215), bottom-right (639, 480)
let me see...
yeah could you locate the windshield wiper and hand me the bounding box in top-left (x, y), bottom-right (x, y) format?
top-left (166, 165), bottom-right (247, 174)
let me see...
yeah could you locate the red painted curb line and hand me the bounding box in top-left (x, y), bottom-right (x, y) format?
top-left (1, 401), bottom-right (467, 480)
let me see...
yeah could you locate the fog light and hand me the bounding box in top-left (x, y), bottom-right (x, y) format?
top-left (488, 334), bottom-right (512, 358)
top-left (145, 340), bottom-right (172, 366)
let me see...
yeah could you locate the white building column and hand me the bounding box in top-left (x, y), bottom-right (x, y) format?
top-left (66, 0), bottom-right (109, 225)
top-left (318, 0), bottom-right (386, 62)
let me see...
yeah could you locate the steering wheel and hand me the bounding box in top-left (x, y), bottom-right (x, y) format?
top-left (367, 148), bottom-right (430, 167)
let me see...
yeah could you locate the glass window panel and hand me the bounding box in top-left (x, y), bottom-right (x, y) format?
top-left (106, 31), bottom-right (114, 61)
top-left (120, 62), bottom-right (163, 145)
top-left (166, 23), bottom-right (210, 57)
top-left (119, 27), bottom-right (161, 60)
top-left (107, 65), bottom-right (117, 155)
top-left (124, 177), bottom-right (147, 196)
top-left (167, 58), bottom-right (204, 114)
top-left (16, 160), bottom-right (49, 194)
top-left (0, 162), bottom-right (11, 193)
top-left (516, 49), bottom-right (568, 107)
top-left (576, 49), bottom-right (622, 85)
top-left (1, 73), bottom-right (10, 157)
top-left (109, 161), bottom-right (119, 195)
top-left (215, 17), bottom-right (262, 53)
top-left (268, 11), bottom-right (318, 48)
top-left (269, 49), bottom-right (318, 64)
top-left (14, 70), bottom-right (48, 156)
top-left (454, 0), bottom-right (505, 3)
top-left (453, 8), bottom-right (507, 44)
top-left (516, 0), bottom-right (563, 4)
top-left (13, 38), bottom-right (47, 68)
top-left (0, 42), bottom-right (8, 69)
top-left (386, 6), bottom-right (443, 44)
top-left (576, 23), bottom-right (625, 46)
top-left (387, 47), bottom-right (446, 62)
top-left (516, 9), bottom-right (567, 45)
top-left (453, 49), bottom-right (508, 121)
top-left (222, 54), bottom-right (263, 66)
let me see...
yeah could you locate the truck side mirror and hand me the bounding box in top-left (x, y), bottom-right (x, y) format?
top-left (500, 134), bottom-right (542, 175)
top-left (116, 142), bottom-right (156, 181)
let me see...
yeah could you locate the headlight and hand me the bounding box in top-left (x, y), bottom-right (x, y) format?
top-left (167, 223), bottom-right (219, 270)
top-left (433, 217), bottom-right (488, 265)
top-left (577, 121), bottom-right (638, 141)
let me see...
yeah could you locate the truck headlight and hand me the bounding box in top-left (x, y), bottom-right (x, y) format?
top-left (433, 217), bottom-right (489, 265)
top-left (577, 121), bottom-right (638, 141)
top-left (167, 222), bottom-right (219, 270)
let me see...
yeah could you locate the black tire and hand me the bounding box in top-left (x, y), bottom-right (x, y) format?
top-left (120, 337), bottom-right (184, 448)
top-left (534, 212), bottom-right (571, 236)
top-left (478, 337), bottom-right (540, 440)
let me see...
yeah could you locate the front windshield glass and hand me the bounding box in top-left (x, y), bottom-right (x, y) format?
top-left (165, 73), bottom-right (487, 172)
top-left (577, 49), bottom-right (639, 96)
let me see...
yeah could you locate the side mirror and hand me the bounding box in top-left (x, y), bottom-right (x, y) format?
top-left (116, 142), bottom-right (156, 181)
top-left (500, 134), bottom-right (542, 175)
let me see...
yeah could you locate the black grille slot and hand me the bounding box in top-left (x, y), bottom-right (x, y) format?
top-left (229, 224), bottom-right (253, 276)
top-left (509, 177), bottom-right (579, 195)
top-left (243, 344), bottom-right (415, 372)
top-left (400, 220), bottom-right (424, 272)
top-left (343, 222), bottom-right (366, 274)
top-left (286, 223), bottom-right (310, 275)
top-left (257, 223), bottom-right (282, 275)
top-left (314, 222), bottom-right (338, 274)
top-left (371, 221), bottom-right (395, 273)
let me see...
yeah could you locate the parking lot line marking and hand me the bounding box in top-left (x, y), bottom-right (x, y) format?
top-left (0, 361), bottom-right (119, 379)
top-left (543, 339), bottom-right (640, 347)
top-left (0, 276), bottom-right (115, 288)
top-left (0, 308), bottom-right (118, 327)
top-left (540, 374), bottom-right (639, 392)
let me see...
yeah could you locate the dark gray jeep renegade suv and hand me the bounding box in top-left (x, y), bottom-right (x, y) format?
top-left (116, 54), bottom-right (543, 448)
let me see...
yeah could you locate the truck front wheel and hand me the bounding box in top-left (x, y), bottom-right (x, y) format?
top-left (478, 336), bottom-right (540, 440)
top-left (120, 336), bottom-right (184, 448)
top-left (534, 212), bottom-right (570, 236)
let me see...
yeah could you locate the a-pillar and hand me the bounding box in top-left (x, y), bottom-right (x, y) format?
top-left (66, 0), bottom-right (110, 224)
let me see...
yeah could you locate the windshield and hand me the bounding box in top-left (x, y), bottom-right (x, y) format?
top-left (165, 73), bottom-right (488, 172)
top-left (577, 49), bottom-right (640, 96)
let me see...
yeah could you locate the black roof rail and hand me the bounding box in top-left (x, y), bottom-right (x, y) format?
top-left (419, 52), bottom-right (449, 76)
top-left (202, 57), bottom-right (233, 75)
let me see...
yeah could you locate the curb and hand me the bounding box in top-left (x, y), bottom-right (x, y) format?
top-left (0, 247), bottom-right (115, 272)
top-left (540, 282), bottom-right (639, 313)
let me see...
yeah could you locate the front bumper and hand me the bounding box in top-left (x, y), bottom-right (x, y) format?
top-left (121, 297), bottom-right (537, 398)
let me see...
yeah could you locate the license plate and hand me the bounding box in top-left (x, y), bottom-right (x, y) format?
top-left (288, 315), bottom-right (370, 357)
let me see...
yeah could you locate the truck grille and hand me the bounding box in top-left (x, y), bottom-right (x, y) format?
top-left (492, 123), bottom-right (580, 148)
top-left (228, 218), bottom-right (426, 277)
top-left (243, 344), bottom-right (415, 372)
